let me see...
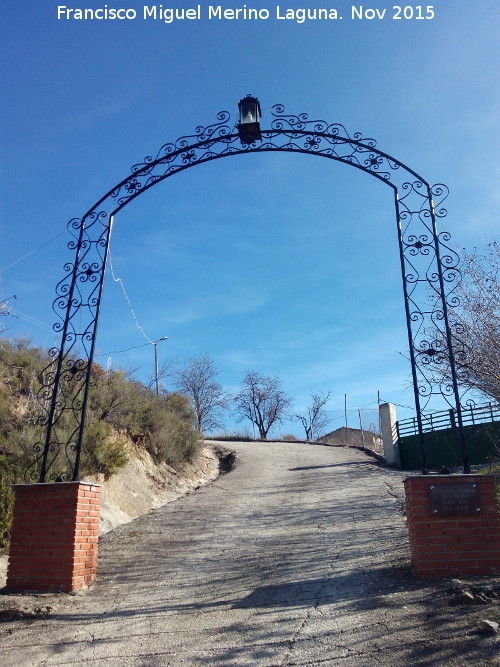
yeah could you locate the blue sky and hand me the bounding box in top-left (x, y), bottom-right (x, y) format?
top-left (1, 1), bottom-right (499, 436)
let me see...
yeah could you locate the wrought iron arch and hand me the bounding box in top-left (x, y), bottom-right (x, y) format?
top-left (27, 101), bottom-right (470, 483)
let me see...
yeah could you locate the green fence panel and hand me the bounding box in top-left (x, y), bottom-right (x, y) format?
top-left (399, 421), bottom-right (500, 471)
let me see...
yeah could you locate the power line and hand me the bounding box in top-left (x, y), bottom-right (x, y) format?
top-left (388, 401), bottom-right (415, 410)
top-left (97, 342), bottom-right (150, 356)
top-left (0, 231), bottom-right (67, 274)
top-left (108, 252), bottom-right (153, 344)
top-left (108, 222), bottom-right (153, 345)
top-left (326, 399), bottom-right (380, 424)
top-left (2, 220), bottom-right (160, 364)
top-left (9, 308), bottom-right (55, 334)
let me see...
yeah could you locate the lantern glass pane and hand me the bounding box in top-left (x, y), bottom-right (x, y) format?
top-left (241, 102), bottom-right (256, 124)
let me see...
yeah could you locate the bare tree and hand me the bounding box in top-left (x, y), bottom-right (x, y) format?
top-left (146, 359), bottom-right (176, 392)
top-left (173, 353), bottom-right (229, 433)
top-left (294, 391), bottom-right (332, 441)
top-left (233, 371), bottom-right (292, 439)
top-left (434, 242), bottom-right (500, 403)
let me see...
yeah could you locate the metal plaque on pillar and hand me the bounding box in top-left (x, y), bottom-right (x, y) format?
top-left (429, 483), bottom-right (482, 516)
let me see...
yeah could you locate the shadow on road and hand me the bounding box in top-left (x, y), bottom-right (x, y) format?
top-left (1, 443), bottom-right (498, 667)
top-left (289, 461), bottom-right (375, 471)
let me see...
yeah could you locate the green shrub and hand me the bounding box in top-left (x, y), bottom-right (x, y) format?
top-left (165, 392), bottom-right (196, 424)
top-left (81, 419), bottom-right (129, 480)
top-left (0, 454), bottom-right (23, 551)
top-left (0, 337), bottom-right (204, 548)
top-left (147, 411), bottom-right (202, 466)
top-left (207, 433), bottom-right (253, 442)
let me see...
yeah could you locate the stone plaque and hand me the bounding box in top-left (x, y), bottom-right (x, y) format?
top-left (429, 482), bottom-right (482, 516)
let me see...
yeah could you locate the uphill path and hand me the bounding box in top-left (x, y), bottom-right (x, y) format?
top-left (1, 441), bottom-right (499, 666)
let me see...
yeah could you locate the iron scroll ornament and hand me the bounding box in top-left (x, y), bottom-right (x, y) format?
top-left (26, 101), bottom-right (470, 482)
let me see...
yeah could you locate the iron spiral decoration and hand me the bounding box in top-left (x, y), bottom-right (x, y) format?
top-left (26, 101), bottom-right (469, 481)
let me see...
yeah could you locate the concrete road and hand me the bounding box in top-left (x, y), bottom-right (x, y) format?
top-left (1, 441), bottom-right (498, 666)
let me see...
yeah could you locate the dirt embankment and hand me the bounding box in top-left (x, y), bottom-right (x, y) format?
top-left (0, 442), bottom-right (225, 587)
top-left (85, 443), bottom-right (221, 535)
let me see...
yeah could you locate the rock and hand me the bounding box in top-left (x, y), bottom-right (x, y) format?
top-left (478, 619), bottom-right (499, 635)
top-left (0, 605), bottom-right (51, 622)
top-left (452, 589), bottom-right (476, 604)
top-left (449, 581), bottom-right (500, 605)
top-left (0, 608), bottom-right (24, 622)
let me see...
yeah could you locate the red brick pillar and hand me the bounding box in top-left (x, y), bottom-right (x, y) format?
top-left (404, 475), bottom-right (500, 577)
top-left (7, 482), bottom-right (101, 592)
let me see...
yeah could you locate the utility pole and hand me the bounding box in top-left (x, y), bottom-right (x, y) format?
top-left (344, 393), bottom-right (347, 445)
top-left (378, 389), bottom-right (382, 438)
top-left (153, 336), bottom-right (168, 395)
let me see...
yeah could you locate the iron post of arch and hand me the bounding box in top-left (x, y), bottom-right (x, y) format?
top-left (26, 99), bottom-right (471, 483)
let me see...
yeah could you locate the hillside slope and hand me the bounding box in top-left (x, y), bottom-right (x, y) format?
top-left (0, 443), bottom-right (220, 587)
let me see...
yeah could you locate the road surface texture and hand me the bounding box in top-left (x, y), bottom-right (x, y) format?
top-left (1, 441), bottom-right (499, 666)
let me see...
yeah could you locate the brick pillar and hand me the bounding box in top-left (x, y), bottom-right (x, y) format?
top-left (404, 475), bottom-right (500, 577)
top-left (7, 482), bottom-right (101, 592)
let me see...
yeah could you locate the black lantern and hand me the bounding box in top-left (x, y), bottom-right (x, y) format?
top-left (237, 95), bottom-right (262, 144)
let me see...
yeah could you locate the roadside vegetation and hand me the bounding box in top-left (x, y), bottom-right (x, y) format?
top-left (0, 338), bottom-right (335, 551)
top-left (0, 337), bottom-right (202, 551)
top-left (427, 241), bottom-right (499, 404)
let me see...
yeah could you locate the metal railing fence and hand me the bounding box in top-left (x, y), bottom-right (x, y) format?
top-left (397, 402), bottom-right (500, 438)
